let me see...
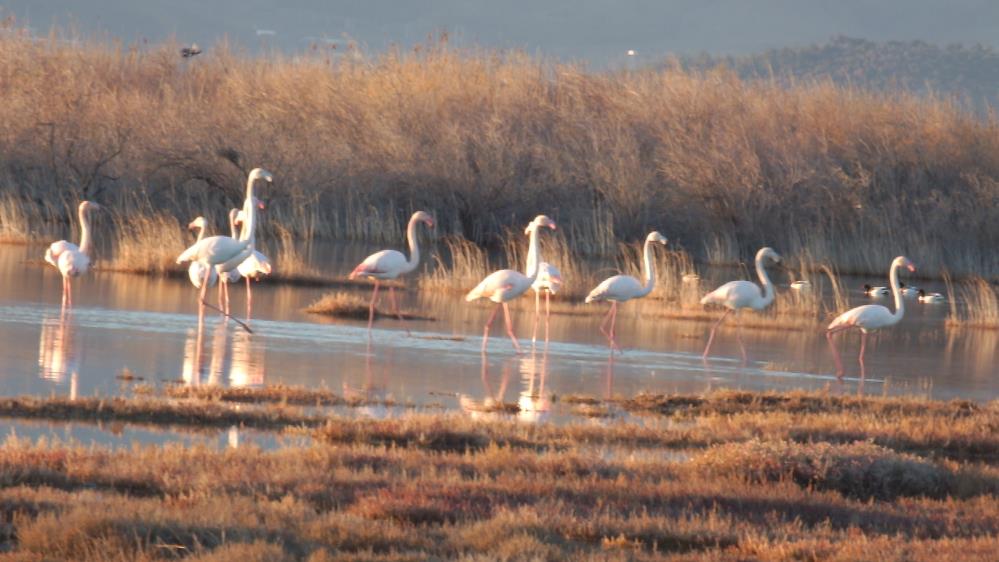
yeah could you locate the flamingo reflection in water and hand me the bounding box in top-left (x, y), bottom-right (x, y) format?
top-left (38, 310), bottom-right (79, 400)
top-left (517, 349), bottom-right (550, 424)
top-left (460, 354), bottom-right (517, 420)
top-left (342, 352), bottom-right (390, 419)
top-left (181, 317), bottom-right (266, 388)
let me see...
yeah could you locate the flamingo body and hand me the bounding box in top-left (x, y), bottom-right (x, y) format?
top-left (350, 249), bottom-right (409, 280)
top-left (700, 280), bottom-right (768, 311)
top-left (466, 269), bottom-right (535, 303)
top-left (532, 262), bottom-right (561, 294)
top-left (585, 274), bottom-right (645, 303)
top-left (827, 304), bottom-right (898, 334)
top-left (237, 250), bottom-right (272, 279)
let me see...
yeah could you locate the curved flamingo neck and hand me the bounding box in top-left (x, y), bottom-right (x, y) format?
top-left (78, 205), bottom-right (93, 257)
top-left (887, 261), bottom-right (906, 323)
top-left (195, 222), bottom-right (207, 243)
top-left (403, 215), bottom-right (422, 273)
top-left (239, 175), bottom-right (259, 245)
top-left (755, 253), bottom-right (775, 308)
top-left (229, 210), bottom-right (240, 240)
top-left (525, 226), bottom-right (542, 283)
top-left (637, 238), bottom-right (656, 298)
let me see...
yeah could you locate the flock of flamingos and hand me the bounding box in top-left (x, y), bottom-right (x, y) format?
top-left (43, 168), bottom-right (942, 379)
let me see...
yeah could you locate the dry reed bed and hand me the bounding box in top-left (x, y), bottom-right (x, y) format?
top-left (3, 391), bottom-right (999, 559)
top-left (1, 28), bottom-right (999, 280)
top-left (303, 291), bottom-right (433, 321)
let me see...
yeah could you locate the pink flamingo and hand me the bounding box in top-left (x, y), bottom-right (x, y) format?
top-left (466, 215), bottom-right (557, 353)
top-left (235, 197), bottom-right (272, 320)
top-left (177, 168), bottom-right (272, 329)
top-left (700, 247), bottom-right (781, 362)
top-left (349, 211), bottom-right (435, 333)
top-left (584, 231), bottom-right (668, 352)
top-left (186, 217), bottom-right (219, 290)
top-left (525, 217), bottom-right (562, 345)
top-left (827, 256), bottom-right (915, 378)
top-left (45, 201), bottom-right (101, 308)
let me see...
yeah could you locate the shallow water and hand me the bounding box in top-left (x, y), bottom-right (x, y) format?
top-left (1, 243), bottom-right (996, 443)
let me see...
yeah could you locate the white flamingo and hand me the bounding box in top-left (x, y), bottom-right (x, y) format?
top-left (176, 168), bottom-right (272, 327)
top-left (524, 217), bottom-right (562, 345)
top-left (700, 247), bottom-right (782, 362)
top-left (186, 217), bottom-right (218, 290)
top-left (45, 201), bottom-right (101, 308)
top-left (217, 208), bottom-right (243, 314)
top-left (584, 231), bottom-right (668, 352)
top-left (827, 256), bottom-right (916, 378)
top-left (349, 210), bottom-right (435, 333)
top-left (466, 215), bottom-right (556, 353)
top-left (235, 197), bottom-right (272, 320)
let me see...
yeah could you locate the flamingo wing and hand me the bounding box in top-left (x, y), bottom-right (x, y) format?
top-left (238, 250), bottom-right (273, 278)
top-left (700, 280), bottom-right (762, 309)
top-left (57, 249), bottom-right (90, 277)
top-left (350, 250), bottom-right (407, 280)
top-left (466, 269), bottom-right (531, 303)
top-left (533, 262), bottom-right (562, 294)
top-left (189, 262), bottom-right (218, 289)
top-left (45, 240), bottom-right (78, 267)
top-left (585, 275), bottom-right (643, 303)
top-left (177, 236), bottom-right (249, 267)
top-left (827, 304), bottom-right (895, 332)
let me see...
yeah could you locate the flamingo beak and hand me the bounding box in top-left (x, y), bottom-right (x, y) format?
top-left (549, 222), bottom-right (557, 230)
top-left (908, 264), bottom-right (916, 272)
top-left (426, 218), bottom-right (435, 228)
top-left (257, 200), bottom-right (266, 210)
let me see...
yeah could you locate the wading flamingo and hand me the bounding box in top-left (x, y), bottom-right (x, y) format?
top-left (524, 216), bottom-right (562, 345)
top-left (700, 247), bottom-right (781, 362)
top-left (235, 197), bottom-right (272, 320)
top-left (186, 217), bottom-right (218, 290)
top-left (217, 208), bottom-right (243, 314)
top-left (177, 168), bottom-right (272, 329)
top-left (827, 256), bottom-right (915, 378)
top-left (349, 210), bottom-right (435, 334)
top-left (466, 215), bottom-right (557, 353)
top-left (45, 201), bottom-right (101, 308)
top-left (584, 231), bottom-right (668, 352)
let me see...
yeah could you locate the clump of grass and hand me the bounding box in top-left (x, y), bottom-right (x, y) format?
top-left (690, 439), bottom-right (958, 500)
top-left (104, 213), bottom-right (188, 274)
top-left (167, 383), bottom-right (343, 406)
top-left (304, 291), bottom-right (434, 321)
top-left (947, 277), bottom-right (999, 329)
top-left (419, 235), bottom-right (492, 293)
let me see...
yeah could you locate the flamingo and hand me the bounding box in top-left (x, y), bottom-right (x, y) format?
top-left (466, 215), bottom-right (556, 353)
top-left (45, 201), bottom-right (101, 308)
top-left (349, 210), bottom-right (435, 333)
top-left (235, 197), bottom-right (272, 320)
top-left (584, 231), bottom-right (668, 352)
top-left (863, 284), bottom-right (890, 298)
top-left (700, 247), bottom-right (782, 362)
top-left (217, 208), bottom-right (243, 314)
top-left (177, 168), bottom-right (272, 328)
top-left (186, 217), bottom-right (219, 290)
top-left (918, 289), bottom-right (945, 304)
top-left (827, 256), bottom-right (916, 378)
top-left (524, 216), bottom-right (562, 345)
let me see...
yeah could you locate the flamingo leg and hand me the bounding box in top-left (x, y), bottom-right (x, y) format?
top-left (598, 303), bottom-right (615, 348)
top-left (826, 326), bottom-right (851, 378)
top-left (61, 276), bottom-right (68, 309)
top-left (367, 280), bottom-right (381, 332)
top-left (858, 331), bottom-right (868, 380)
top-left (481, 303), bottom-right (501, 353)
top-left (734, 313), bottom-right (747, 365)
top-left (66, 277), bottom-right (72, 307)
top-left (387, 286), bottom-right (410, 336)
top-left (544, 291), bottom-right (551, 346)
top-left (198, 270), bottom-right (210, 325)
top-left (608, 302), bottom-right (622, 353)
top-left (531, 290), bottom-right (541, 346)
top-left (503, 302), bottom-right (522, 354)
top-left (702, 309), bottom-right (731, 359)
top-left (245, 276), bottom-right (252, 322)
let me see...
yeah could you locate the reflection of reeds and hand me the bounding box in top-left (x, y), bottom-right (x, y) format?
top-left (947, 277), bottom-right (999, 329)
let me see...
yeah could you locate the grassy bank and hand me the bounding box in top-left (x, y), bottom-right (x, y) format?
top-left (1, 25), bottom-right (998, 280)
top-left (1, 388), bottom-right (998, 559)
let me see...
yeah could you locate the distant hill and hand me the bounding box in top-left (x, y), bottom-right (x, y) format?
top-left (677, 36), bottom-right (999, 112)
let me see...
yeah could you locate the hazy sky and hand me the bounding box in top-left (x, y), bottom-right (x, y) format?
top-left (5, 1), bottom-right (998, 66)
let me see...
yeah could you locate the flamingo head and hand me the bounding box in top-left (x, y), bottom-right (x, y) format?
top-left (255, 197), bottom-right (266, 210)
top-left (646, 231), bottom-right (668, 246)
top-left (894, 256), bottom-right (916, 273)
top-left (79, 201), bottom-right (102, 214)
top-left (411, 210), bottom-right (434, 228)
top-left (187, 216), bottom-right (207, 231)
top-left (249, 168), bottom-right (274, 183)
top-left (757, 247), bottom-right (782, 264)
top-left (525, 215), bottom-right (556, 234)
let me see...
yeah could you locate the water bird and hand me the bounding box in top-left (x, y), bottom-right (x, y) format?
top-left (790, 280), bottom-right (811, 291)
top-left (899, 282), bottom-right (920, 299)
top-left (217, 208), bottom-right (243, 314)
top-left (525, 216), bottom-right (562, 345)
top-left (466, 215), bottom-right (557, 353)
top-left (235, 197), bottom-right (272, 320)
top-left (584, 231), bottom-right (668, 353)
top-left (700, 247), bottom-right (782, 362)
top-left (186, 217), bottom-right (218, 290)
top-left (349, 211), bottom-right (435, 334)
top-left (176, 168), bottom-right (272, 329)
top-left (180, 43), bottom-right (202, 58)
top-left (45, 201), bottom-right (101, 308)
top-left (918, 289), bottom-right (945, 303)
top-left (863, 284), bottom-right (890, 297)
top-left (827, 256), bottom-right (916, 378)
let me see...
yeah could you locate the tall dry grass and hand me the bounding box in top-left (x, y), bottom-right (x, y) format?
top-left (947, 277), bottom-right (999, 329)
top-left (1, 24), bottom-right (999, 279)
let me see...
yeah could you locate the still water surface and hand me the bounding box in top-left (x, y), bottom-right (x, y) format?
top-left (1, 243), bottom-right (997, 442)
